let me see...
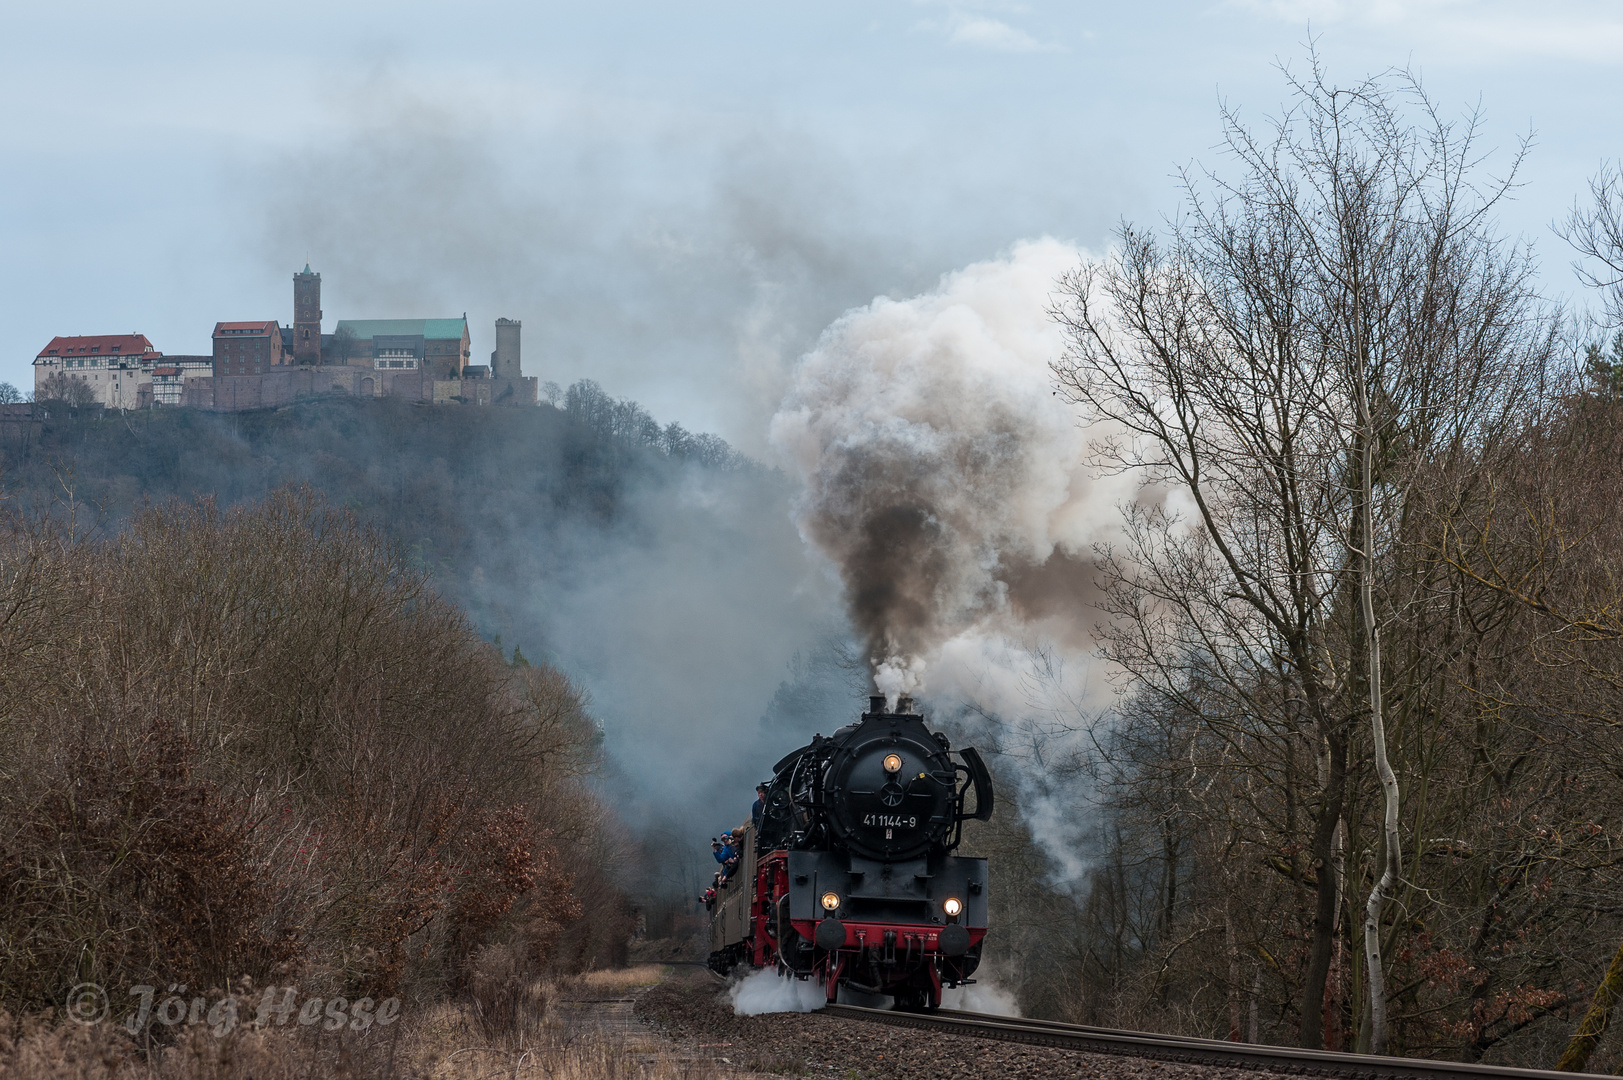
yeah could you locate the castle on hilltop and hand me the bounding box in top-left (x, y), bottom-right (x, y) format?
top-left (32, 266), bottom-right (539, 412)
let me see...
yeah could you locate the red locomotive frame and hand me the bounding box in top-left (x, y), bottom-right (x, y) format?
top-left (724, 843), bottom-right (987, 1007)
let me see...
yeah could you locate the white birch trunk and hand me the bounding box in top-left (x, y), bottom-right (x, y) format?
top-left (1356, 364), bottom-right (1402, 1056)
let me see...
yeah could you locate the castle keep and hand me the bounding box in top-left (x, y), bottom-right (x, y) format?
top-left (292, 264), bottom-right (321, 365)
top-left (31, 265), bottom-right (538, 412)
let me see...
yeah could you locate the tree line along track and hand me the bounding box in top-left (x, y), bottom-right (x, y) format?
top-left (823, 1004), bottom-right (1607, 1080)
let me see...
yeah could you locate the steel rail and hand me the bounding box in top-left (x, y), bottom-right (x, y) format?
top-left (823, 1003), bottom-right (1606, 1079)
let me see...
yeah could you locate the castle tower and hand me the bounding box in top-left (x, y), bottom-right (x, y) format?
top-left (292, 264), bottom-right (322, 364)
top-left (491, 317), bottom-right (521, 379)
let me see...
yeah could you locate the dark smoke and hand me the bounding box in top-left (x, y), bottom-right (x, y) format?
top-left (847, 502), bottom-right (947, 664)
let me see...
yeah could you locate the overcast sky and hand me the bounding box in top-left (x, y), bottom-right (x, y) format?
top-left (4, 0), bottom-right (1620, 450)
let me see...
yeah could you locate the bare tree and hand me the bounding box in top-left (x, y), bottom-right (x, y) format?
top-left (329, 325), bottom-right (358, 365)
top-left (1052, 56), bottom-right (1555, 1051)
top-left (37, 372), bottom-right (97, 411)
top-left (1559, 162), bottom-right (1623, 329)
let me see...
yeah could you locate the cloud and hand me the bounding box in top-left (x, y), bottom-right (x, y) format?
top-left (911, 2), bottom-right (1065, 53)
top-left (1226, 0), bottom-right (1623, 62)
top-left (945, 12), bottom-right (1062, 52)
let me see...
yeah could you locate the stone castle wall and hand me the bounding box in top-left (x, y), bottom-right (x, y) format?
top-left (183, 366), bottom-right (538, 412)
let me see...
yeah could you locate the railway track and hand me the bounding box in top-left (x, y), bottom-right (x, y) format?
top-left (824, 1003), bottom-right (1606, 1079)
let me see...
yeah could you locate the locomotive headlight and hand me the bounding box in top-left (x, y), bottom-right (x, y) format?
top-left (821, 891), bottom-right (841, 912)
top-left (943, 897), bottom-right (963, 917)
top-left (883, 753), bottom-right (903, 774)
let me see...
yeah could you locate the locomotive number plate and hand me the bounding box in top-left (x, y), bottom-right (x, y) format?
top-left (863, 814), bottom-right (918, 828)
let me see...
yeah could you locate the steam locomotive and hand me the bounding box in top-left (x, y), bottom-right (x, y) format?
top-left (707, 695), bottom-right (994, 1009)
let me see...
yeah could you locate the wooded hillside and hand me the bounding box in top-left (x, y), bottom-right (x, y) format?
top-left (0, 380), bottom-right (758, 668)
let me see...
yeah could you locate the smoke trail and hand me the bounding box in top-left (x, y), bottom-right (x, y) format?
top-left (769, 238), bottom-right (1131, 707)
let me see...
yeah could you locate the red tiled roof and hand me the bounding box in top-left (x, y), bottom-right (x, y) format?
top-left (36, 334), bottom-right (157, 359)
top-left (213, 321), bottom-right (277, 336)
top-left (153, 367), bottom-right (180, 376)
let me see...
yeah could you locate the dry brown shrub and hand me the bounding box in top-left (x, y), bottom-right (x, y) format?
top-left (0, 985), bottom-right (719, 1080)
top-left (0, 487), bottom-right (624, 1025)
top-left (0, 1010), bottom-right (145, 1079)
top-left (464, 942), bottom-right (551, 1043)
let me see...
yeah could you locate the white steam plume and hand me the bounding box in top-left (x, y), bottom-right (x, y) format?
top-left (769, 238), bottom-right (1132, 708)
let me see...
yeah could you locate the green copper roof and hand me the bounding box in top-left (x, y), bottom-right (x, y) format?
top-left (334, 318), bottom-right (467, 341)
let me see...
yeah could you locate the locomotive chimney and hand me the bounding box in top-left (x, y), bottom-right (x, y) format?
top-left (869, 695), bottom-right (885, 714)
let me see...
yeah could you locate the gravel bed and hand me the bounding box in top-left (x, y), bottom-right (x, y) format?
top-left (635, 972), bottom-right (1294, 1080)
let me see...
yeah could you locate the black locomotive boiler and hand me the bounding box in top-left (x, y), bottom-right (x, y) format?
top-left (707, 695), bottom-right (994, 1009)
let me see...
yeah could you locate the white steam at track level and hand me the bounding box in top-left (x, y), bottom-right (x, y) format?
top-left (769, 238), bottom-right (1133, 709)
top-left (729, 969), bottom-right (828, 1015)
top-left (940, 981), bottom-right (1022, 1016)
top-left (727, 968), bottom-right (1022, 1017)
